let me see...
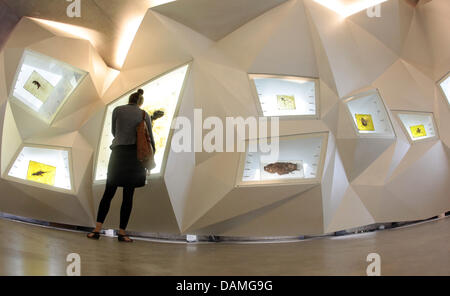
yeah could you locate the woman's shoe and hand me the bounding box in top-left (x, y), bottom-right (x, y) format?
top-left (118, 234), bottom-right (133, 243)
top-left (87, 232), bottom-right (101, 240)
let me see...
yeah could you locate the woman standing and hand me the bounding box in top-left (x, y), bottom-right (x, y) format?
top-left (88, 89), bottom-right (156, 243)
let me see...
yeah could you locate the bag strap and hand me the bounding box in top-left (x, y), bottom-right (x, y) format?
top-left (142, 110), bottom-right (146, 121)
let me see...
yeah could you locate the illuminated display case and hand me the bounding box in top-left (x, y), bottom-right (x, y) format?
top-left (343, 90), bottom-right (395, 138)
top-left (236, 133), bottom-right (328, 186)
top-left (438, 72), bottom-right (450, 107)
top-left (249, 74), bottom-right (319, 118)
top-left (394, 111), bottom-right (438, 143)
top-left (94, 64), bottom-right (190, 182)
top-left (5, 145), bottom-right (73, 192)
top-left (9, 50), bottom-right (87, 124)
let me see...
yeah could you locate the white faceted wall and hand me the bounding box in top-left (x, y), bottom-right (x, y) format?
top-left (0, 0), bottom-right (449, 237)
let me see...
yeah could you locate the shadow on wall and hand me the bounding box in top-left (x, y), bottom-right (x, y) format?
top-left (0, 2), bottom-right (20, 51)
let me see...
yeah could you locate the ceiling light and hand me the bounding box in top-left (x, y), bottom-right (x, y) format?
top-left (313, 0), bottom-right (389, 18)
top-left (29, 18), bottom-right (102, 49)
top-left (148, 0), bottom-right (176, 8)
top-left (115, 16), bottom-right (145, 69)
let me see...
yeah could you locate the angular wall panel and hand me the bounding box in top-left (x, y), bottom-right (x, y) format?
top-left (0, 1), bottom-right (449, 238)
top-left (217, 0), bottom-right (295, 71)
top-left (325, 186), bottom-right (375, 233)
top-left (0, 52), bottom-right (6, 104)
top-left (337, 138), bottom-right (395, 182)
top-left (414, 0), bottom-right (450, 79)
top-left (164, 70), bottom-right (196, 229)
top-left (122, 10), bottom-right (192, 71)
top-left (0, 102), bottom-right (22, 175)
top-left (385, 141), bottom-right (450, 220)
top-left (3, 17), bottom-right (54, 50)
top-left (195, 186), bottom-right (324, 237)
top-left (373, 60), bottom-right (434, 111)
top-left (248, 0), bottom-right (318, 78)
top-left (181, 152), bottom-right (240, 232)
top-left (304, 0), bottom-right (371, 98)
top-left (348, 0), bottom-right (413, 56)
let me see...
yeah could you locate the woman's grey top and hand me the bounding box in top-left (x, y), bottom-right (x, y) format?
top-left (110, 104), bottom-right (156, 151)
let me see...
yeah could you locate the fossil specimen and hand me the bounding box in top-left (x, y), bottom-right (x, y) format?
top-left (277, 95), bottom-right (296, 110)
top-left (32, 80), bottom-right (41, 89)
top-left (151, 110), bottom-right (165, 122)
top-left (264, 162), bottom-right (298, 175)
top-left (361, 117), bottom-right (368, 127)
top-left (32, 171), bottom-right (47, 177)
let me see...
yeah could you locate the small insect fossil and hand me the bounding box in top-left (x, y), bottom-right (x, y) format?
top-left (361, 117), bottom-right (368, 127)
top-left (416, 127), bottom-right (422, 134)
top-left (32, 80), bottom-right (41, 89)
top-left (264, 162), bottom-right (299, 175)
top-left (32, 171), bottom-right (47, 177)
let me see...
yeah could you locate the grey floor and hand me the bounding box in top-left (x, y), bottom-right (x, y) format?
top-left (0, 217), bottom-right (449, 276)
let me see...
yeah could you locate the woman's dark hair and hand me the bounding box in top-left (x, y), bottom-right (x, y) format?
top-left (129, 89), bottom-right (144, 105)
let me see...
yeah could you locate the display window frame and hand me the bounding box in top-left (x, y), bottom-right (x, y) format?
top-left (8, 49), bottom-right (88, 125)
top-left (235, 132), bottom-right (329, 187)
top-left (2, 144), bottom-right (75, 194)
top-left (342, 89), bottom-right (396, 139)
top-left (393, 110), bottom-right (439, 144)
top-left (92, 62), bottom-right (192, 184)
top-left (248, 74), bottom-right (320, 120)
top-left (437, 71), bottom-right (450, 109)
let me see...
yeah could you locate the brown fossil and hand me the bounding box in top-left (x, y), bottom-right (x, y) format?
top-left (361, 117), bottom-right (368, 127)
top-left (32, 171), bottom-right (47, 176)
top-left (151, 110), bottom-right (165, 122)
top-left (32, 80), bottom-right (41, 89)
top-left (264, 162), bottom-right (298, 175)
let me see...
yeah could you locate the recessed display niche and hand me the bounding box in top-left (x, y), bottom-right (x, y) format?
top-left (395, 111), bottom-right (438, 143)
top-left (249, 74), bottom-right (319, 118)
top-left (236, 133), bottom-right (328, 186)
top-left (94, 64), bottom-right (189, 182)
top-left (10, 50), bottom-right (87, 124)
top-left (6, 145), bottom-right (73, 192)
top-left (343, 89), bottom-right (395, 138)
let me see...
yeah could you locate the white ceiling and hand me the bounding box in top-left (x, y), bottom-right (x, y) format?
top-left (152, 0), bottom-right (289, 41)
top-left (0, 0), bottom-right (151, 69)
top-left (0, 0), bottom-right (437, 69)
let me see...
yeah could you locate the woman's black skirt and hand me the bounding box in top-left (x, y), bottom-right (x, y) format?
top-left (107, 145), bottom-right (146, 188)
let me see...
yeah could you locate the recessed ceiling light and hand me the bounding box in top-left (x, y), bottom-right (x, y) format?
top-left (313, 0), bottom-right (389, 18)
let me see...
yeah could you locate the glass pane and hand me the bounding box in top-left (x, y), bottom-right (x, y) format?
top-left (8, 146), bottom-right (72, 191)
top-left (439, 74), bottom-right (450, 105)
top-left (252, 75), bottom-right (318, 117)
top-left (240, 133), bottom-right (327, 185)
top-left (397, 112), bottom-right (437, 142)
top-left (95, 65), bottom-right (189, 181)
top-left (345, 90), bottom-right (395, 138)
top-left (11, 50), bottom-right (86, 123)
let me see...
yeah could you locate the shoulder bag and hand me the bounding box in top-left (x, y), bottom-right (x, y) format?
top-left (136, 110), bottom-right (156, 170)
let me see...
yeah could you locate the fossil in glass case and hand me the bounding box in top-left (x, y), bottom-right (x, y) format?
top-left (355, 114), bottom-right (375, 131)
top-left (277, 95), bottom-right (296, 111)
top-left (143, 106), bottom-right (168, 152)
top-left (151, 109), bottom-right (165, 122)
top-left (26, 160), bottom-right (56, 186)
top-left (263, 162), bottom-right (300, 175)
top-left (95, 64), bottom-right (189, 180)
top-left (23, 71), bottom-right (54, 103)
top-left (410, 124), bottom-right (427, 138)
